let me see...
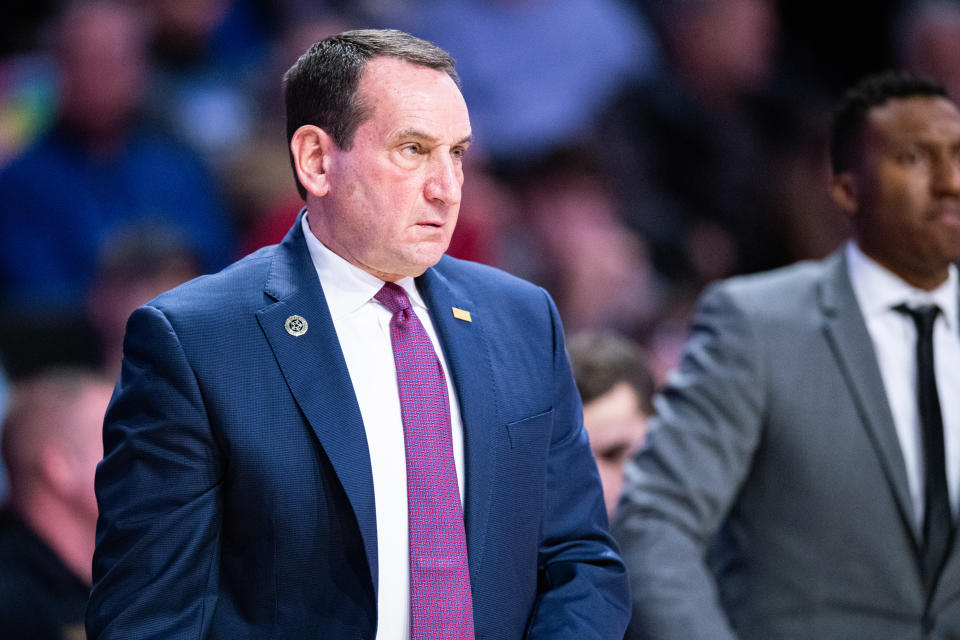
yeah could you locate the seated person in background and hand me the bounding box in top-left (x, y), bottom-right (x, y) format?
top-left (0, 0), bottom-right (234, 312)
top-left (0, 368), bottom-right (113, 639)
top-left (568, 330), bottom-right (655, 520)
top-left (86, 225), bottom-right (202, 379)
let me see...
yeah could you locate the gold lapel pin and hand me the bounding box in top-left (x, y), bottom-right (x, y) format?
top-left (285, 315), bottom-right (308, 336)
top-left (451, 307), bottom-right (472, 322)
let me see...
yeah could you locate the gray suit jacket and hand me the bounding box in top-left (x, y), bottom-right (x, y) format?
top-left (615, 250), bottom-right (960, 639)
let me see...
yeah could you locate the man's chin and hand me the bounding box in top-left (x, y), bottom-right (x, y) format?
top-left (375, 242), bottom-right (450, 280)
top-left (414, 243), bottom-right (450, 268)
top-left (375, 259), bottom-right (441, 282)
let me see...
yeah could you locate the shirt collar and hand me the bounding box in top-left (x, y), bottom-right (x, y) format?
top-left (846, 241), bottom-right (958, 330)
top-left (301, 212), bottom-right (427, 320)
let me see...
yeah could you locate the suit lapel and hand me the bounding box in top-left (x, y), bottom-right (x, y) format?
top-left (418, 261), bottom-right (499, 578)
top-left (819, 251), bottom-right (920, 544)
top-left (256, 216), bottom-right (379, 592)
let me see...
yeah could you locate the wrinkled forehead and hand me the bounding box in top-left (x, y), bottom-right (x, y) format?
top-left (356, 57), bottom-right (470, 133)
top-left (357, 57), bottom-right (463, 102)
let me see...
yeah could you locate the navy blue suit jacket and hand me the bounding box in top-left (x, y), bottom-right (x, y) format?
top-left (87, 217), bottom-right (629, 639)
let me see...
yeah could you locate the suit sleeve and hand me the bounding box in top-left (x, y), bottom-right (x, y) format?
top-left (87, 305), bottom-right (223, 639)
top-left (613, 282), bottom-right (765, 640)
top-left (524, 290), bottom-right (632, 639)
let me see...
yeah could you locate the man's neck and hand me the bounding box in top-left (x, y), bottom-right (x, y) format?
top-left (854, 242), bottom-right (952, 292)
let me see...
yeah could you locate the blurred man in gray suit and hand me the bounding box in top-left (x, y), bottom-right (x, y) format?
top-left (615, 71), bottom-right (960, 639)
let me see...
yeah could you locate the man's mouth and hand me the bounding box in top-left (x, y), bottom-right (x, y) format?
top-left (932, 206), bottom-right (960, 223)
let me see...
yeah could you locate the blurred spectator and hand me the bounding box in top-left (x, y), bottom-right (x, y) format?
top-left (0, 0), bottom-right (235, 312)
top-left (393, 0), bottom-right (659, 167)
top-left (512, 146), bottom-right (656, 335)
top-left (86, 225), bottom-right (202, 379)
top-left (0, 54), bottom-right (57, 168)
top-left (643, 0), bottom-right (777, 111)
top-left (231, 14), bottom-right (358, 251)
top-left (145, 0), bottom-right (276, 171)
top-left (444, 151), bottom-right (517, 267)
top-left (643, 292), bottom-right (700, 385)
top-left (0, 367), bottom-right (112, 638)
top-left (0, 0), bottom-right (57, 165)
top-left (0, 362), bottom-right (9, 503)
top-left (896, 0), bottom-right (960, 101)
top-left (568, 330), bottom-right (655, 520)
top-left (601, 0), bottom-right (795, 293)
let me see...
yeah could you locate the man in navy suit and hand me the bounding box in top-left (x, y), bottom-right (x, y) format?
top-left (87, 29), bottom-right (629, 639)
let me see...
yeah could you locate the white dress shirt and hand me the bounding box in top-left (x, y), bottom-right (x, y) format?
top-left (302, 213), bottom-right (466, 640)
top-left (847, 242), bottom-right (960, 527)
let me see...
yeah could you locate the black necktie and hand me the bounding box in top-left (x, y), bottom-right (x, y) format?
top-left (895, 303), bottom-right (954, 593)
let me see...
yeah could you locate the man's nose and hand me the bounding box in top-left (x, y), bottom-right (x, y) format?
top-left (424, 153), bottom-right (462, 206)
top-left (932, 154), bottom-right (960, 195)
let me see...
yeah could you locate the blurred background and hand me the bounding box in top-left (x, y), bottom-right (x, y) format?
top-left (1, 0), bottom-right (958, 499)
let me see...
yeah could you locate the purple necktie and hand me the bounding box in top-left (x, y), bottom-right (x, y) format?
top-left (375, 282), bottom-right (475, 640)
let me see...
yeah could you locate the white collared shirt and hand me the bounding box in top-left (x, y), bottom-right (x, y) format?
top-left (301, 213), bottom-right (465, 640)
top-left (847, 242), bottom-right (960, 526)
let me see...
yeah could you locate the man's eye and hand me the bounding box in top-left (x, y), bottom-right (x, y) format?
top-left (897, 151), bottom-right (919, 165)
top-left (402, 144), bottom-right (422, 155)
top-left (598, 443), bottom-right (630, 463)
top-left (451, 147), bottom-right (466, 160)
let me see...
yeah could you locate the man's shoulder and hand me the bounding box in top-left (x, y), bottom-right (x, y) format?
top-left (432, 254), bottom-right (545, 300)
top-left (709, 253), bottom-right (840, 311)
top-left (149, 244), bottom-right (278, 316)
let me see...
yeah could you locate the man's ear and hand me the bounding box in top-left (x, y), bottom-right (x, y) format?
top-left (291, 125), bottom-right (336, 198)
top-left (830, 171), bottom-right (859, 216)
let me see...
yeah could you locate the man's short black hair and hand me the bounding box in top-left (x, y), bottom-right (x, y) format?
top-left (282, 29), bottom-right (460, 200)
top-left (830, 70), bottom-right (950, 174)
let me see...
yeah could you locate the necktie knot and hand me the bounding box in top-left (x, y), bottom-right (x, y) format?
top-left (376, 282), bottom-right (412, 316)
top-left (894, 303), bottom-right (941, 337)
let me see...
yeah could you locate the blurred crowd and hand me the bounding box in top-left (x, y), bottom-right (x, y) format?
top-left (0, 0), bottom-right (952, 495)
top-left (2, 0), bottom-right (959, 385)
top-left (0, 0), bottom-right (959, 628)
